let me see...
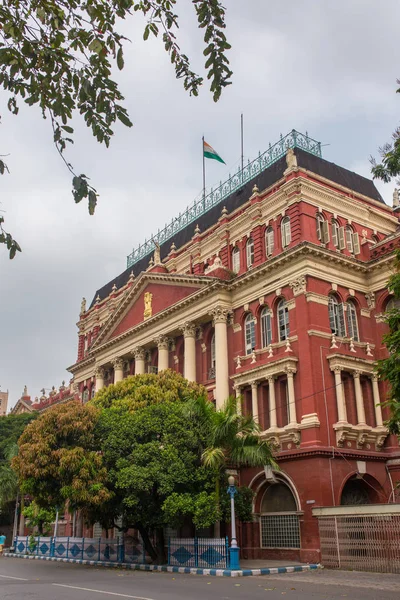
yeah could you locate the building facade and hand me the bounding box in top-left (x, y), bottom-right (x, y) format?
top-left (68, 131), bottom-right (400, 563)
top-left (0, 389), bottom-right (9, 415)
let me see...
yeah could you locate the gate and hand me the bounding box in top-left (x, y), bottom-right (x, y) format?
top-left (313, 504), bottom-right (400, 573)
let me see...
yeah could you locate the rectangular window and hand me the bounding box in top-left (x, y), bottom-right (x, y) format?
top-left (338, 226), bottom-right (346, 250)
top-left (261, 514), bottom-right (300, 548)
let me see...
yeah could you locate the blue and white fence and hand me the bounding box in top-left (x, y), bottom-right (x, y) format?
top-left (168, 538), bottom-right (229, 569)
top-left (14, 536), bottom-right (149, 564)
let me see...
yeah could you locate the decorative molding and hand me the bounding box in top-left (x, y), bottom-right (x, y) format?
top-left (333, 422), bottom-right (388, 452)
top-left (211, 305), bottom-right (231, 325)
top-left (360, 308), bottom-right (371, 318)
top-left (181, 322), bottom-right (197, 338)
top-left (289, 276), bottom-right (307, 296)
top-left (112, 357), bottom-right (124, 370)
top-left (133, 347), bottom-right (145, 360)
top-left (305, 292), bottom-right (329, 306)
top-left (365, 291), bottom-right (376, 310)
top-left (155, 335), bottom-right (169, 350)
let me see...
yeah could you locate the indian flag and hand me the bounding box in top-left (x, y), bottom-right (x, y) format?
top-left (203, 140), bottom-right (225, 164)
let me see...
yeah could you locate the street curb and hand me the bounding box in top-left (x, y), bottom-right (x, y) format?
top-left (3, 553), bottom-right (322, 577)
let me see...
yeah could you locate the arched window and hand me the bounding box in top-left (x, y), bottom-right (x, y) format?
top-left (244, 313), bottom-right (256, 355)
top-left (316, 213), bottom-right (324, 241)
top-left (346, 300), bottom-right (359, 341)
top-left (371, 234), bottom-right (379, 244)
top-left (331, 219), bottom-right (339, 248)
top-left (328, 295), bottom-right (346, 337)
top-left (246, 237), bottom-right (254, 268)
top-left (91, 387), bottom-right (96, 399)
top-left (277, 299), bottom-right (289, 341)
top-left (82, 389), bottom-right (89, 404)
top-left (260, 307), bottom-right (272, 347)
top-left (386, 297), bottom-right (400, 312)
top-left (232, 246), bottom-right (240, 274)
top-left (345, 225), bottom-right (354, 253)
top-left (260, 482), bottom-right (300, 548)
top-left (281, 216), bottom-right (291, 248)
top-left (265, 226), bottom-right (274, 257)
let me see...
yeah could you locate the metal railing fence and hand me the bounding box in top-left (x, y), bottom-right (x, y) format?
top-left (126, 130), bottom-right (322, 268)
top-left (14, 536), bottom-right (148, 564)
top-left (168, 537), bottom-right (229, 569)
top-left (317, 514), bottom-right (400, 573)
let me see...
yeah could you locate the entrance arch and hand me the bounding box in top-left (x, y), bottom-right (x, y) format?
top-left (340, 474), bottom-right (385, 505)
top-left (257, 476), bottom-right (301, 549)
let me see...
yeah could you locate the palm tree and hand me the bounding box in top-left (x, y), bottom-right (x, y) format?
top-left (188, 395), bottom-right (277, 536)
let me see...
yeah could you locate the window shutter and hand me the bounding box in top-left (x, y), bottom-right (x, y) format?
top-left (328, 300), bottom-right (336, 332)
top-left (338, 303), bottom-right (346, 337)
top-left (338, 226), bottom-right (345, 250)
top-left (352, 232), bottom-right (360, 255)
top-left (322, 220), bottom-right (330, 244)
top-left (331, 222), bottom-right (338, 247)
top-left (286, 221), bottom-right (291, 245)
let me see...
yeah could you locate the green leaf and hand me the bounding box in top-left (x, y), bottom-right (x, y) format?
top-left (117, 111), bottom-right (133, 128)
top-left (117, 47), bottom-right (124, 70)
top-left (88, 190), bottom-right (97, 215)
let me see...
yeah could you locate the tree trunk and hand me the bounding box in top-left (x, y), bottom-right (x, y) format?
top-left (137, 524), bottom-right (157, 563)
top-left (155, 527), bottom-right (166, 564)
top-left (75, 512), bottom-right (83, 537)
top-left (18, 496), bottom-right (25, 536)
top-left (214, 476), bottom-right (221, 538)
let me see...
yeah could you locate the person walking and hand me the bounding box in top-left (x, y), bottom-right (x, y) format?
top-left (0, 533), bottom-right (6, 556)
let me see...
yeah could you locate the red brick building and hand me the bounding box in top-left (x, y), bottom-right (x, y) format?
top-left (68, 131), bottom-right (400, 563)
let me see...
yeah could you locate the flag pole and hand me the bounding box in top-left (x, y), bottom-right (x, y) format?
top-left (202, 135), bottom-right (206, 208)
top-left (241, 113), bottom-right (244, 177)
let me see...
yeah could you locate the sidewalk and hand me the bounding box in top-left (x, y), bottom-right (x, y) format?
top-left (3, 552), bottom-right (321, 577)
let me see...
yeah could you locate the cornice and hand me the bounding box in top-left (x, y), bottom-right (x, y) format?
top-left (275, 445), bottom-right (391, 462)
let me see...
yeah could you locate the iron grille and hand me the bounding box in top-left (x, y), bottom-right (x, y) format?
top-left (208, 367), bottom-right (216, 380)
top-left (261, 514), bottom-right (300, 548)
top-left (317, 515), bottom-right (400, 573)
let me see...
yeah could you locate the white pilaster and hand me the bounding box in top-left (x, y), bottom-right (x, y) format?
top-left (211, 306), bottom-right (230, 409)
top-left (353, 371), bottom-right (366, 425)
top-left (95, 367), bottom-right (105, 392)
top-left (113, 357), bottom-right (124, 383)
top-left (251, 381), bottom-right (259, 423)
top-left (333, 367), bottom-right (347, 423)
top-left (182, 322), bottom-right (197, 382)
top-left (267, 375), bottom-right (277, 428)
top-left (286, 367), bottom-right (297, 425)
top-left (156, 336), bottom-right (169, 372)
top-left (371, 375), bottom-right (383, 427)
top-left (133, 347), bottom-right (145, 375)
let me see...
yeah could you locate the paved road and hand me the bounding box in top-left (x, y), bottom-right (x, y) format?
top-left (0, 559), bottom-right (399, 600)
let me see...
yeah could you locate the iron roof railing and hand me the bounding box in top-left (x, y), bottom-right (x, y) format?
top-left (126, 129), bottom-right (322, 268)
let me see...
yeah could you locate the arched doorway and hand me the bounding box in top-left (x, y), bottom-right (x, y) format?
top-left (260, 481), bottom-right (300, 549)
top-left (340, 475), bottom-right (384, 505)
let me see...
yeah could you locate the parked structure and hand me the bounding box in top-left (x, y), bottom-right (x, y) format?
top-left (67, 131), bottom-right (400, 563)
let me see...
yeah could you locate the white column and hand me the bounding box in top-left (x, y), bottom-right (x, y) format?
top-left (182, 322), bottom-right (197, 382)
top-left (353, 370), bottom-right (366, 425)
top-left (157, 336), bottom-right (169, 372)
top-left (371, 375), bottom-right (383, 427)
top-left (95, 367), bottom-right (105, 392)
top-left (333, 367), bottom-right (347, 423)
top-left (267, 375), bottom-right (277, 428)
top-left (133, 347), bottom-right (145, 375)
top-left (234, 384), bottom-right (242, 415)
top-left (251, 381), bottom-right (259, 423)
top-left (211, 306), bottom-right (230, 409)
top-left (286, 367), bottom-right (297, 425)
top-left (113, 357), bottom-right (124, 383)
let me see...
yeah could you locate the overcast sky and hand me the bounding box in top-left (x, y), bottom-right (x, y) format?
top-left (1, 1), bottom-right (399, 409)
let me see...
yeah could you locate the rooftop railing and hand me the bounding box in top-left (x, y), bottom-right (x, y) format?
top-left (126, 129), bottom-right (322, 268)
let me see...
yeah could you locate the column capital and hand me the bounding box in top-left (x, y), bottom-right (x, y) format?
top-left (112, 357), bottom-right (124, 370)
top-left (211, 305), bottom-right (230, 325)
top-left (267, 375), bottom-right (277, 384)
top-left (371, 373), bottom-right (379, 383)
top-left (352, 370), bottom-right (361, 379)
top-left (95, 366), bottom-right (105, 378)
top-left (181, 321), bottom-right (196, 338)
top-left (333, 366), bottom-right (342, 374)
top-left (285, 366), bottom-right (296, 376)
top-left (155, 335), bottom-right (169, 351)
top-left (251, 380), bottom-right (259, 390)
top-left (133, 347), bottom-right (145, 360)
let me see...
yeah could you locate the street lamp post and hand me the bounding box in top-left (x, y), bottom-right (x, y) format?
top-left (227, 475), bottom-right (240, 570)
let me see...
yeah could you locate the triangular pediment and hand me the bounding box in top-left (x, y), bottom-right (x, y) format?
top-left (92, 272), bottom-right (213, 348)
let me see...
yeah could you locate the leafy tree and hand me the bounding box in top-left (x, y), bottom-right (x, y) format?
top-left (12, 401), bottom-right (111, 512)
top-left (187, 395), bottom-right (276, 535)
top-left (371, 80), bottom-right (400, 185)
top-left (377, 249), bottom-right (400, 435)
top-left (23, 501), bottom-right (56, 536)
top-left (94, 371), bottom-right (218, 563)
top-left (0, 1), bottom-right (232, 257)
top-left (0, 412), bottom-right (37, 463)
